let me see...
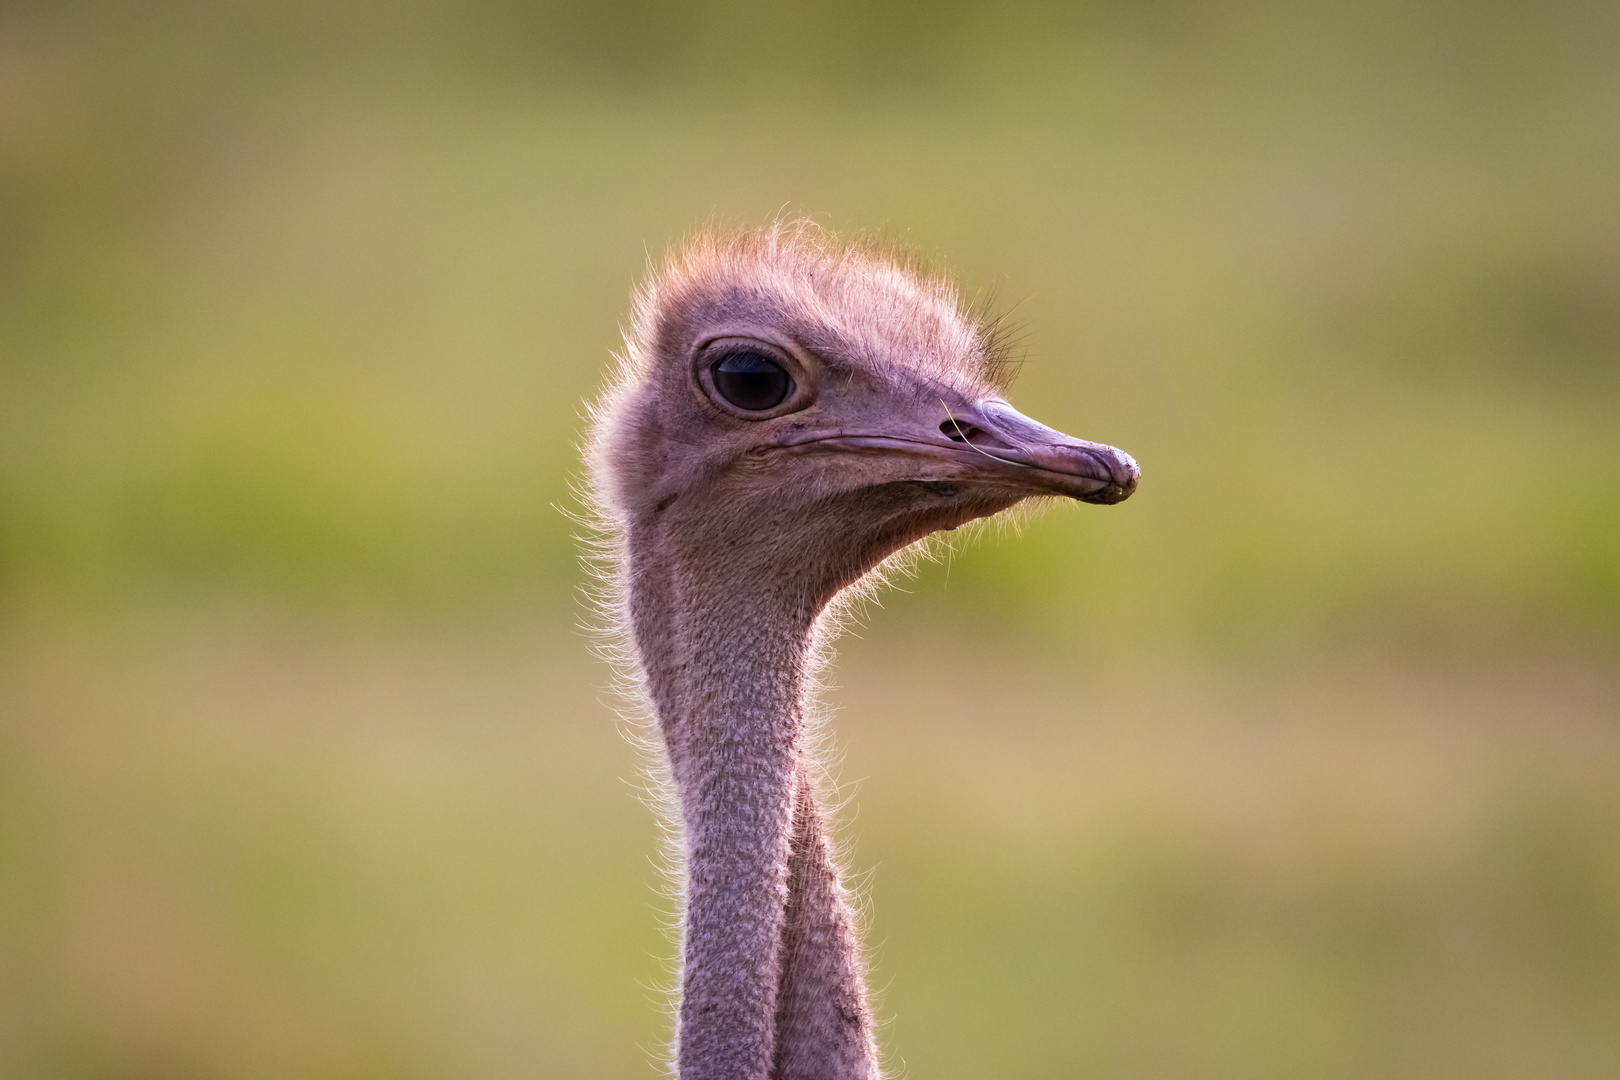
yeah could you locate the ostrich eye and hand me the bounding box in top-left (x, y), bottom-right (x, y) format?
top-left (712, 351), bottom-right (793, 412)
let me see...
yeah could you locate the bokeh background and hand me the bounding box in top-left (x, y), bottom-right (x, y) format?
top-left (2, 1), bottom-right (1618, 1077)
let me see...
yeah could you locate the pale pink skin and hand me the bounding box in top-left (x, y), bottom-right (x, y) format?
top-left (586, 222), bottom-right (1137, 1080)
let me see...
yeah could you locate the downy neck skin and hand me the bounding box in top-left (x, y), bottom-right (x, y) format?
top-left (625, 508), bottom-right (880, 1080)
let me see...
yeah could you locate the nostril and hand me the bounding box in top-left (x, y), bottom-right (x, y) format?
top-left (940, 419), bottom-right (1018, 452)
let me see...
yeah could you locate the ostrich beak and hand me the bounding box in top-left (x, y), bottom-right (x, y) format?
top-left (940, 398), bottom-right (1139, 505)
top-left (773, 397), bottom-right (1139, 504)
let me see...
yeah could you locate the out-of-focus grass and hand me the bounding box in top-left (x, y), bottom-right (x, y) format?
top-left (2, 0), bottom-right (1616, 646)
top-left (1, 615), bottom-right (1616, 1078)
top-left (1, 1), bottom-right (1617, 1077)
top-left (0, 613), bottom-right (664, 1078)
top-left (844, 633), bottom-right (1620, 1080)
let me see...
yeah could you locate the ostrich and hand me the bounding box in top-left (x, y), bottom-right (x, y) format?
top-left (584, 221), bottom-right (1138, 1080)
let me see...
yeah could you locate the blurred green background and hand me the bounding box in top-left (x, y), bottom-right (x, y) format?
top-left (1, 1), bottom-right (1617, 1077)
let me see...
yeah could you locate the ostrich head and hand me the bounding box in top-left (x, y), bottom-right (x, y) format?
top-left (592, 223), bottom-right (1139, 616)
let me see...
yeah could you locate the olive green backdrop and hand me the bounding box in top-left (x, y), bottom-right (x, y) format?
top-left (1, 2), bottom-right (1617, 1077)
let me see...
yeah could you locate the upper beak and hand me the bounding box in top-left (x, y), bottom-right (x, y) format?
top-left (940, 398), bottom-right (1139, 504)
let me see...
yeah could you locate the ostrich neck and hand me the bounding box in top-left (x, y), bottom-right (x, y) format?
top-left (625, 530), bottom-right (878, 1080)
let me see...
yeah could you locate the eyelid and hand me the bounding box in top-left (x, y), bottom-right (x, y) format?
top-left (714, 348), bottom-right (780, 370)
top-left (701, 336), bottom-right (794, 365)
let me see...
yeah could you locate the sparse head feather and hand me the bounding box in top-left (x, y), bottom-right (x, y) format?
top-left (624, 219), bottom-right (1014, 399)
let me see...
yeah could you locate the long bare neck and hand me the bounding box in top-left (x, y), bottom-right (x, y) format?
top-left (625, 528), bottom-right (878, 1080)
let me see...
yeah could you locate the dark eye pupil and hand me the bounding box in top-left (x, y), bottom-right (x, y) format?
top-left (712, 351), bottom-right (793, 411)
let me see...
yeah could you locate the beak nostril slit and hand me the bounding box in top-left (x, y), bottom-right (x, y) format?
top-left (940, 419), bottom-right (1018, 452)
